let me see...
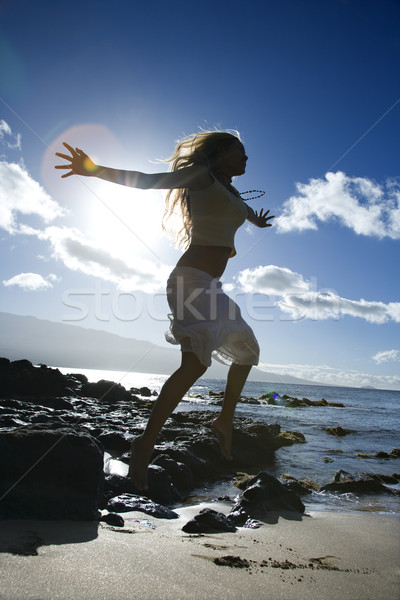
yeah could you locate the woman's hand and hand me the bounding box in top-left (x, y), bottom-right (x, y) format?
top-left (55, 142), bottom-right (98, 178)
top-left (247, 206), bottom-right (275, 228)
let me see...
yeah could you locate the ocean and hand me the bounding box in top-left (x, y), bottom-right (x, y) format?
top-left (59, 367), bottom-right (400, 514)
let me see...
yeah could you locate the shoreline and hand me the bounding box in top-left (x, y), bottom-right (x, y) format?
top-left (1, 504), bottom-right (399, 600)
top-left (1, 358), bottom-right (399, 520)
top-left (183, 485), bottom-right (400, 516)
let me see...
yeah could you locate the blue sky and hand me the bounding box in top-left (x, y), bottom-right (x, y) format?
top-left (0, 0), bottom-right (399, 389)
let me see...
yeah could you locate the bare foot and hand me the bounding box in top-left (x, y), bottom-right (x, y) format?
top-left (128, 435), bottom-right (152, 492)
top-left (212, 418), bottom-right (233, 460)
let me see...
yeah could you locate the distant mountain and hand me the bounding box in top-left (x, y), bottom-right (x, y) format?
top-left (0, 312), bottom-right (314, 385)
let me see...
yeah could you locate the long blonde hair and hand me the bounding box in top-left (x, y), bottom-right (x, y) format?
top-left (162, 129), bottom-right (241, 249)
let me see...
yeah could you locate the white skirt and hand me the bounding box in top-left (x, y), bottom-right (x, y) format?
top-left (165, 266), bottom-right (260, 368)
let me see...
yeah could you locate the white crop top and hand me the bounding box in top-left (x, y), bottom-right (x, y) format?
top-left (189, 177), bottom-right (248, 257)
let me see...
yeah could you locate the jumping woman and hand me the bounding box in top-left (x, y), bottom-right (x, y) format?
top-left (55, 130), bottom-right (274, 490)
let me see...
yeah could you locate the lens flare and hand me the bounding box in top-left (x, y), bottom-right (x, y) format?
top-left (40, 123), bottom-right (124, 196)
top-left (83, 156), bottom-right (98, 173)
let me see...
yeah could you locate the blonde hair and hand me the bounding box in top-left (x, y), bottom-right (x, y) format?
top-left (162, 129), bottom-right (241, 249)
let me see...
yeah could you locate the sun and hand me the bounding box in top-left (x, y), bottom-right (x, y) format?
top-left (43, 122), bottom-right (171, 267)
top-left (85, 182), bottom-right (165, 263)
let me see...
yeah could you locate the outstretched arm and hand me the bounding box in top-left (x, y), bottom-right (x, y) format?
top-left (246, 205), bottom-right (275, 228)
top-left (55, 142), bottom-right (204, 190)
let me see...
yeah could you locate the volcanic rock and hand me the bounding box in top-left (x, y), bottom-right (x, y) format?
top-left (228, 472), bottom-right (305, 524)
top-left (0, 425), bottom-right (104, 519)
top-left (182, 508), bottom-right (237, 533)
top-left (107, 494), bottom-right (179, 519)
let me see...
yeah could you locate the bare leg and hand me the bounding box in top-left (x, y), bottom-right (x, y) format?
top-left (213, 363), bottom-right (252, 460)
top-left (129, 351), bottom-right (207, 491)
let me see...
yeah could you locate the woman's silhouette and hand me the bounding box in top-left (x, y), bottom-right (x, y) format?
top-left (55, 130), bottom-right (274, 490)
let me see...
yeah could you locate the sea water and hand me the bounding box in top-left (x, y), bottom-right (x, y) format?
top-left (59, 367), bottom-right (400, 514)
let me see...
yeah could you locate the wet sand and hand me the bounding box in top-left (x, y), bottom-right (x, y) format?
top-left (0, 504), bottom-right (399, 600)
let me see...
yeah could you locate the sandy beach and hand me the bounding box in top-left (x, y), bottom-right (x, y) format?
top-left (0, 503), bottom-right (399, 600)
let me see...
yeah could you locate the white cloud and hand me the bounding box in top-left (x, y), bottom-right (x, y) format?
top-left (2, 272), bottom-right (56, 291)
top-left (373, 350), bottom-right (400, 364)
top-left (275, 171), bottom-right (400, 239)
top-left (235, 265), bottom-right (400, 323)
top-left (38, 226), bottom-right (170, 293)
top-left (257, 361), bottom-right (400, 390)
top-left (0, 161), bottom-right (66, 233)
top-left (0, 120), bottom-right (22, 151)
top-left (237, 265), bottom-right (309, 295)
top-left (278, 292), bottom-right (400, 323)
top-left (0, 120), bottom-right (12, 137)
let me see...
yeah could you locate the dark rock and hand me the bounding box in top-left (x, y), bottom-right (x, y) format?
top-left (279, 430), bottom-right (307, 444)
top-left (0, 360), bottom-right (67, 397)
top-left (332, 470), bottom-right (353, 483)
top-left (228, 472), bottom-right (305, 523)
top-left (81, 380), bottom-right (130, 403)
top-left (151, 454), bottom-right (194, 490)
top-left (0, 398), bottom-right (23, 409)
top-left (0, 358), bottom-right (309, 512)
top-left (182, 508), bottom-right (237, 533)
top-left (234, 472), bottom-right (255, 490)
top-left (10, 359), bottom-right (34, 373)
top-left (325, 426), bottom-right (354, 436)
top-left (129, 386), bottom-right (155, 397)
top-left (107, 494), bottom-right (179, 519)
top-left (321, 470), bottom-right (395, 495)
top-left (139, 386), bottom-right (152, 397)
top-left (282, 478), bottom-right (313, 496)
top-left (30, 413), bottom-right (61, 425)
top-left (103, 465), bottom-right (181, 507)
top-left (27, 396), bottom-right (74, 410)
top-left (67, 372), bottom-right (88, 384)
top-left (280, 475), bottom-right (319, 496)
top-left (209, 391), bottom-right (224, 398)
top-left (365, 473), bottom-right (400, 485)
top-left (286, 397), bottom-right (307, 408)
top-left (0, 426), bottom-right (104, 520)
top-left (155, 447), bottom-right (209, 481)
top-left (230, 421), bottom-right (293, 464)
top-left (97, 431), bottom-right (131, 453)
top-left (152, 412), bottom-right (303, 489)
top-left (267, 393), bottom-right (344, 408)
top-left (0, 357), bottom-right (11, 369)
top-left (0, 415), bottom-right (29, 428)
top-left (146, 464), bottom-right (182, 505)
top-left (310, 398), bottom-right (326, 406)
top-left (243, 518), bottom-right (261, 529)
top-left (103, 473), bottom-right (138, 507)
top-left (259, 391), bottom-right (280, 403)
top-left (99, 511), bottom-right (125, 527)
top-left (356, 449), bottom-right (400, 459)
top-left (281, 479), bottom-right (311, 496)
top-left (227, 505), bottom-right (249, 526)
top-left (239, 396), bottom-right (262, 405)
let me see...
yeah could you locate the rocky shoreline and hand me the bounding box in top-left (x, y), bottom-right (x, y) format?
top-left (0, 358), bottom-right (398, 530)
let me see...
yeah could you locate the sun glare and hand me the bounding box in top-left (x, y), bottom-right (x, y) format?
top-left (86, 183), bottom-right (165, 262)
top-left (42, 122), bottom-right (166, 263)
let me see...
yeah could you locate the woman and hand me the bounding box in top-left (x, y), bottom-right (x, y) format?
top-left (55, 130), bottom-right (274, 490)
